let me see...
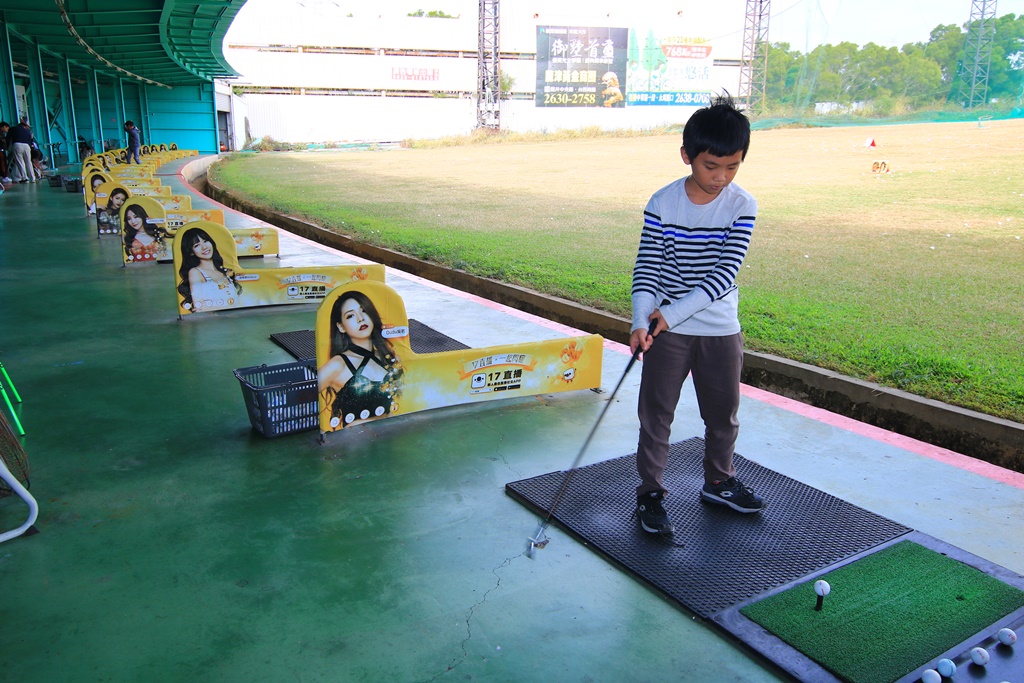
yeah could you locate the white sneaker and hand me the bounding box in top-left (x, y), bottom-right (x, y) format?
top-left (1, 177), bottom-right (11, 183)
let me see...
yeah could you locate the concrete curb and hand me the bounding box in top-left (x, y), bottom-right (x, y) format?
top-left (202, 173), bottom-right (1024, 473)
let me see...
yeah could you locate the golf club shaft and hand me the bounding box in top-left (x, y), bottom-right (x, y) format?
top-left (538, 320), bottom-right (658, 525)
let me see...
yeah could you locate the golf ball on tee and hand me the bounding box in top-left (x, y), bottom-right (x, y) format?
top-left (814, 580), bottom-right (831, 597)
top-left (920, 669), bottom-right (941, 683)
top-left (936, 658), bottom-right (956, 677)
top-left (969, 646), bottom-right (990, 665)
top-left (997, 627), bottom-right (1017, 645)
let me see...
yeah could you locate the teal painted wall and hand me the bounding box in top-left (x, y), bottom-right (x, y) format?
top-left (1, 54), bottom-right (218, 158)
top-left (122, 81), bottom-right (143, 145)
top-left (146, 82), bottom-right (218, 153)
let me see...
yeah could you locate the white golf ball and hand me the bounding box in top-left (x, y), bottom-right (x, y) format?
top-left (996, 627), bottom-right (1017, 645)
top-left (814, 580), bottom-right (831, 597)
top-left (920, 668), bottom-right (941, 683)
top-left (936, 658), bottom-right (956, 677)
top-left (969, 646), bottom-right (990, 666)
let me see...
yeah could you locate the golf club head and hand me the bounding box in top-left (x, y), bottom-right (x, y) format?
top-left (526, 522), bottom-right (550, 559)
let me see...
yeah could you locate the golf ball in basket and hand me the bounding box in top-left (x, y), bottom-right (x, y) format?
top-left (996, 627), bottom-right (1017, 646)
top-left (936, 658), bottom-right (956, 677)
top-left (969, 646), bottom-right (990, 666)
top-left (920, 669), bottom-right (941, 683)
top-left (814, 580), bottom-right (831, 597)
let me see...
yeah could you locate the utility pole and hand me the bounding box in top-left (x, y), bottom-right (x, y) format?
top-left (957, 0), bottom-right (997, 108)
top-left (477, 0), bottom-right (500, 129)
top-left (738, 0), bottom-right (770, 114)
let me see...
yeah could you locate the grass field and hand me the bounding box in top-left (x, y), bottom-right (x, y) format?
top-left (210, 119), bottom-right (1024, 423)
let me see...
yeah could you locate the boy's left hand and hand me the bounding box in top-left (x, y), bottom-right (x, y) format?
top-left (647, 310), bottom-right (668, 337)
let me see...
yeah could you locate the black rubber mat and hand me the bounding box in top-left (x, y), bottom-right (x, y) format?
top-left (505, 437), bottom-right (911, 619)
top-left (270, 319), bottom-right (469, 361)
top-left (269, 330), bottom-right (318, 361)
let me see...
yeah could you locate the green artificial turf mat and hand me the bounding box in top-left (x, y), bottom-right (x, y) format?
top-left (740, 540), bottom-right (1024, 683)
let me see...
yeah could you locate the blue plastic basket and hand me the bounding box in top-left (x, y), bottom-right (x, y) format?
top-left (233, 361), bottom-right (319, 437)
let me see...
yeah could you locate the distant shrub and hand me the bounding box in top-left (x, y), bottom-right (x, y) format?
top-left (246, 135), bottom-right (299, 152)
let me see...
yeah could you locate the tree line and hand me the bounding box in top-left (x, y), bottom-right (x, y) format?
top-left (764, 13), bottom-right (1024, 114)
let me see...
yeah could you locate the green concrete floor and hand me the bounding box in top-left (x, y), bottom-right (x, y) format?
top-left (2, 165), bottom-right (1023, 683)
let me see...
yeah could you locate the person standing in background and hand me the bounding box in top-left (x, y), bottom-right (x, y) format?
top-left (0, 121), bottom-right (11, 183)
top-left (8, 118), bottom-right (34, 183)
top-left (124, 121), bottom-right (141, 164)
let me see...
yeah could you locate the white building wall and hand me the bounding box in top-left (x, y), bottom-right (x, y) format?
top-left (242, 94), bottom-right (477, 143)
top-left (226, 51), bottom-right (479, 92)
top-left (224, 0), bottom-right (746, 143)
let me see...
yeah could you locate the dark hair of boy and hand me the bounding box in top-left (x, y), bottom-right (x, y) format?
top-left (681, 94), bottom-right (751, 162)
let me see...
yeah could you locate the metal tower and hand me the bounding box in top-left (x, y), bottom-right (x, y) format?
top-left (477, 0), bottom-right (500, 129)
top-left (957, 0), bottom-right (998, 108)
top-left (738, 0), bottom-right (770, 114)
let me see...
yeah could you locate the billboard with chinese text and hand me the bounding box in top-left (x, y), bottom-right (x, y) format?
top-left (535, 26), bottom-right (628, 108)
top-left (536, 25), bottom-right (714, 109)
top-left (625, 28), bottom-right (713, 107)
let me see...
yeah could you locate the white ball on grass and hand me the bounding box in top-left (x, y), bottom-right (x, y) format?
top-left (813, 580), bottom-right (831, 597)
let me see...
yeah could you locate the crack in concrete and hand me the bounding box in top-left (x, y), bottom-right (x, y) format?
top-left (426, 554), bottom-right (518, 681)
top-left (482, 418), bottom-right (522, 479)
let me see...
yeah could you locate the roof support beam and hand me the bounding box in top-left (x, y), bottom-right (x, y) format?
top-left (58, 55), bottom-right (80, 163)
top-left (1, 20), bottom-right (18, 120)
top-left (54, 0), bottom-right (171, 88)
top-left (28, 42), bottom-right (53, 157)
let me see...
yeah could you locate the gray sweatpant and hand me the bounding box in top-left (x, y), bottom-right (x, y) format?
top-left (635, 331), bottom-right (744, 496)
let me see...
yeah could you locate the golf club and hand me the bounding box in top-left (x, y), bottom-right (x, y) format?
top-left (526, 320), bottom-right (658, 558)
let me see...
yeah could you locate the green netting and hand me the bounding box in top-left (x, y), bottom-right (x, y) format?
top-left (751, 107), bottom-right (1024, 130)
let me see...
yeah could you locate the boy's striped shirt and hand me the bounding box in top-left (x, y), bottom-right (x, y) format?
top-left (631, 178), bottom-right (757, 335)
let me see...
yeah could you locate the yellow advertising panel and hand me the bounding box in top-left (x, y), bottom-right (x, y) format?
top-left (83, 154), bottom-right (108, 170)
top-left (113, 168), bottom-right (156, 181)
top-left (171, 221), bottom-right (384, 315)
top-left (131, 184), bottom-right (171, 197)
top-left (315, 281), bottom-right (604, 432)
top-left (119, 196), bottom-right (171, 263)
top-left (164, 209), bottom-right (226, 231)
top-left (84, 170), bottom-right (112, 208)
top-left (221, 224), bottom-right (279, 258)
top-left (152, 195), bottom-right (192, 212)
top-left (94, 181), bottom-right (132, 235)
top-left (120, 197), bottom-right (277, 263)
top-left (118, 175), bottom-right (158, 188)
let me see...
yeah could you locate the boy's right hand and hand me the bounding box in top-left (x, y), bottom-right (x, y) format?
top-left (630, 314), bottom-right (665, 356)
top-left (629, 328), bottom-right (648, 356)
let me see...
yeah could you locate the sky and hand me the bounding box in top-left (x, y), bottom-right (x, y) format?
top-left (228, 0), bottom-right (1024, 52)
top-left (766, 0), bottom-right (1024, 51)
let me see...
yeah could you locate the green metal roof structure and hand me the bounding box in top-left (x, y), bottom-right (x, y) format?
top-left (0, 0), bottom-right (242, 87)
top-left (1, 1), bottom-right (248, 159)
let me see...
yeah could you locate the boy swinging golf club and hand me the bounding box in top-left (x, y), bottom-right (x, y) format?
top-left (631, 94), bottom-right (765, 535)
top-left (525, 94), bottom-right (764, 556)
